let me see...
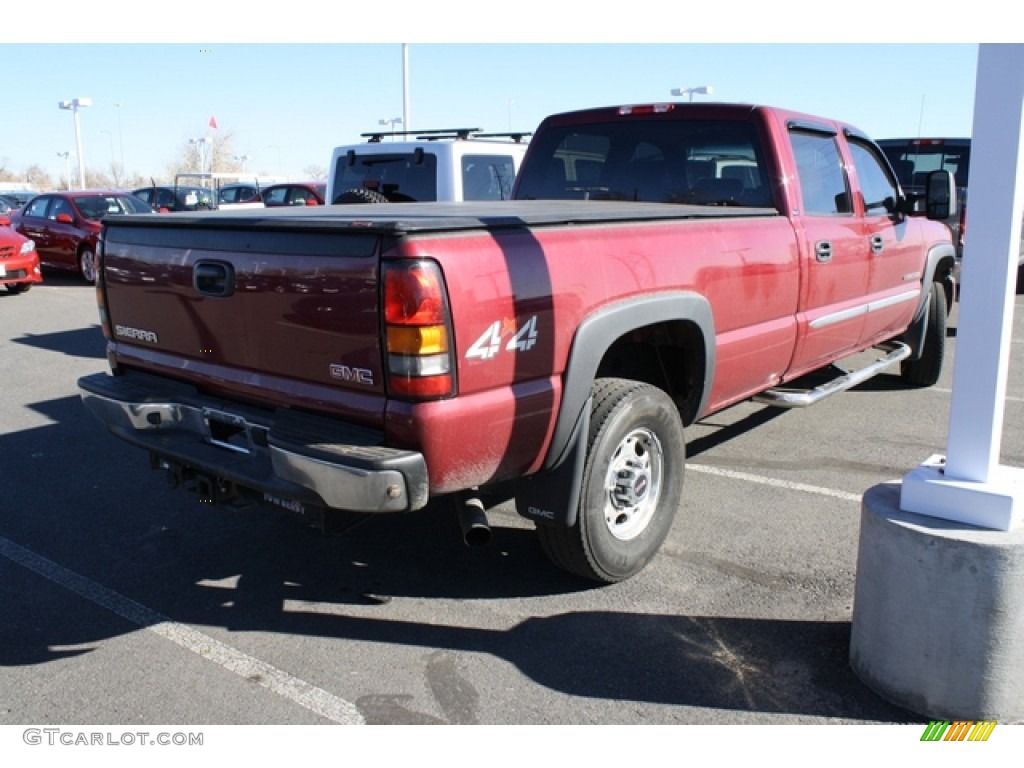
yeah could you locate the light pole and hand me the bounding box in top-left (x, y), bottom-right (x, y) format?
top-left (235, 154), bottom-right (251, 173)
top-left (57, 151), bottom-right (72, 190)
top-left (189, 137), bottom-right (209, 175)
top-left (379, 117), bottom-right (402, 140)
top-left (670, 85), bottom-right (714, 102)
top-left (58, 97), bottom-right (91, 188)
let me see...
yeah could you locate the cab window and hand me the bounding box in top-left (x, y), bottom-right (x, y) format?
top-left (790, 130), bottom-right (852, 215)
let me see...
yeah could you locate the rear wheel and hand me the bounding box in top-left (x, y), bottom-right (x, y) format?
top-left (537, 378), bottom-right (685, 583)
top-left (900, 283), bottom-right (946, 387)
top-left (78, 247), bottom-right (98, 284)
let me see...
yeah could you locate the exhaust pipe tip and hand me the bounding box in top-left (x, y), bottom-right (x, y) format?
top-left (456, 495), bottom-right (492, 547)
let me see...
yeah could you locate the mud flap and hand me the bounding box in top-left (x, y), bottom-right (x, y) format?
top-left (513, 397), bottom-right (590, 528)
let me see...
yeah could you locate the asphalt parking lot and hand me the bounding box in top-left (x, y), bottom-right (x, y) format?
top-left (2, 273), bottom-right (1023, 732)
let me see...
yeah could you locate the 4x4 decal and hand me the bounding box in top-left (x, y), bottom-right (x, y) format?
top-left (465, 316), bottom-right (538, 360)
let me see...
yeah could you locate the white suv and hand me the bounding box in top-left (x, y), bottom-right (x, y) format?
top-left (326, 128), bottom-right (529, 205)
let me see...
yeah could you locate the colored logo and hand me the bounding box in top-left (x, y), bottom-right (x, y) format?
top-left (921, 721), bottom-right (996, 742)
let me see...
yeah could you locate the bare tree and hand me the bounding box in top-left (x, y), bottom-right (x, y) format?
top-left (23, 165), bottom-right (54, 190)
top-left (169, 130), bottom-right (243, 178)
top-left (303, 164), bottom-right (327, 181)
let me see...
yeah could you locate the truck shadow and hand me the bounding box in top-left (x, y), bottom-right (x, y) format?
top-left (11, 324), bottom-right (106, 359)
top-left (0, 394), bottom-right (916, 723)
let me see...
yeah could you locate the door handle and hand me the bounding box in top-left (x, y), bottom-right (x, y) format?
top-left (870, 234), bottom-right (885, 255)
top-left (815, 240), bottom-right (832, 263)
top-left (193, 260), bottom-right (235, 297)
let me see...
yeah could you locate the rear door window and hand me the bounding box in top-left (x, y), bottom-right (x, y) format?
top-left (790, 130), bottom-right (853, 215)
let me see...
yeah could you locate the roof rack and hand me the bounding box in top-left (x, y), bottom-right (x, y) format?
top-left (360, 127), bottom-right (487, 143)
top-left (473, 132), bottom-right (532, 144)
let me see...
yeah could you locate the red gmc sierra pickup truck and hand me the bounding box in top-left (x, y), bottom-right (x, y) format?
top-left (78, 102), bottom-right (957, 582)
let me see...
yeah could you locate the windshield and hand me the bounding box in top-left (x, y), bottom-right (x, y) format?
top-left (74, 195), bottom-right (154, 220)
top-left (880, 141), bottom-right (970, 189)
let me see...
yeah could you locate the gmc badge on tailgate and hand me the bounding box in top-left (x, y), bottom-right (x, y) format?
top-left (329, 363), bottom-right (374, 386)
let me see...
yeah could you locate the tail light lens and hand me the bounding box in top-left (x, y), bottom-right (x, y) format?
top-left (383, 260), bottom-right (455, 399)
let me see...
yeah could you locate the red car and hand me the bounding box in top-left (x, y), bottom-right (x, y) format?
top-left (261, 182), bottom-right (326, 207)
top-left (9, 190), bottom-right (155, 283)
top-left (0, 215), bottom-right (42, 294)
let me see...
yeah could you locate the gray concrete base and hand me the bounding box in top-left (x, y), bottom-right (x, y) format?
top-left (850, 481), bottom-right (1024, 721)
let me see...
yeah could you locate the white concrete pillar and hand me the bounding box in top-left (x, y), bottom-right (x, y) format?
top-left (901, 43), bottom-right (1024, 531)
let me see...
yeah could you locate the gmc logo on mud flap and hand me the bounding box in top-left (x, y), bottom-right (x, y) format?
top-left (114, 325), bottom-right (159, 343)
top-left (330, 364), bottom-right (374, 386)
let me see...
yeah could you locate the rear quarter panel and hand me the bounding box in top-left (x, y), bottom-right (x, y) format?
top-left (389, 214), bottom-right (800, 491)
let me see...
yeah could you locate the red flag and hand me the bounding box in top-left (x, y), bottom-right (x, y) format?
top-left (209, 115), bottom-right (218, 130)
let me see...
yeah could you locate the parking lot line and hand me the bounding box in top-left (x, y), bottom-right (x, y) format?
top-left (0, 536), bottom-right (364, 725)
top-left (687, 464), bottom-right (863, 502)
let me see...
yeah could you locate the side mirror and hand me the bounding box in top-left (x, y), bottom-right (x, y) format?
top-left (305, 198), bottom-right (319, 206)
top-left (925, 169), bottom-right (957, 221)
top-left (56, 212), bottom-right (74, 224)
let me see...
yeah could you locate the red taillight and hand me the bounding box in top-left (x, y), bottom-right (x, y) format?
top-left (382, 260), bottom-right (454, 399)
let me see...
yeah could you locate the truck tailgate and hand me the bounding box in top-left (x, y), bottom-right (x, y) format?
top-left (101, 220), bottom-right (385, 423)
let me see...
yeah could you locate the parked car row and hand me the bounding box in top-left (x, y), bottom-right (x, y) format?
top-left (0, 213), bottom-right (43, 295)
top-left (5, 190), bottom-right (157, 283)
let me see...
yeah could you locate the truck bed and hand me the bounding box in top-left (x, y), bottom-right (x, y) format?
top-left (113, 199), bottom-right (779, 235)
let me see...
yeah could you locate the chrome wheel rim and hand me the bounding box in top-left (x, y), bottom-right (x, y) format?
top-left (602, 427), bottom-right (663, 541)
top-left (81, 251), bottom-right (97, 283)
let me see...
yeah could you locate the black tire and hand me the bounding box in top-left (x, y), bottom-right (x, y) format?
top-left (78, 246), bottom-right (98, 284)
top-left (1016, 263), bottom-right (1024, 295)
top-left (333, 188), bottom-right (389, 204)
top-left (900, 283), bottom-right (946, 387)
top-left (5, 282), bottom-right (31, 294)
top-left (537, 378), bottom-right (685, 583)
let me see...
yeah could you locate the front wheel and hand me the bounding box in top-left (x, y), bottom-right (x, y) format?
top-left (5, 282), bottom-right (31, 294)
top-left (900, 283), bottom-right (946, 387)
top-left (537, 378), bottom-right (685, 583)
top-left (78, 247), bottom-right (97, 284)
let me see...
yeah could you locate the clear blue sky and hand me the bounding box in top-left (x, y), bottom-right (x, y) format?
top-left (0, 39), bottom-right (983, 184)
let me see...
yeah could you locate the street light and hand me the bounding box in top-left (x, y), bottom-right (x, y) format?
top-left (57, 151), bottom-right (72, 190)
top-left (189, 137), bottom-right (209, 174)
top-left (670, 85), bottom-right (714, 102)
top-left (235, 154), bottom-right (251, 173)
top-left (379, 117), bottom-right (402, 140)
top-left (58, 97), bottom-right (91, 188)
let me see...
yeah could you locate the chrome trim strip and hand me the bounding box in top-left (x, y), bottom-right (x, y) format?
top-left (809, 289), bottom-right (920, 329)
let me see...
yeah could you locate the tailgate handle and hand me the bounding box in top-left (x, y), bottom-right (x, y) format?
top-left (193, 261), bottom-right (235, 297)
